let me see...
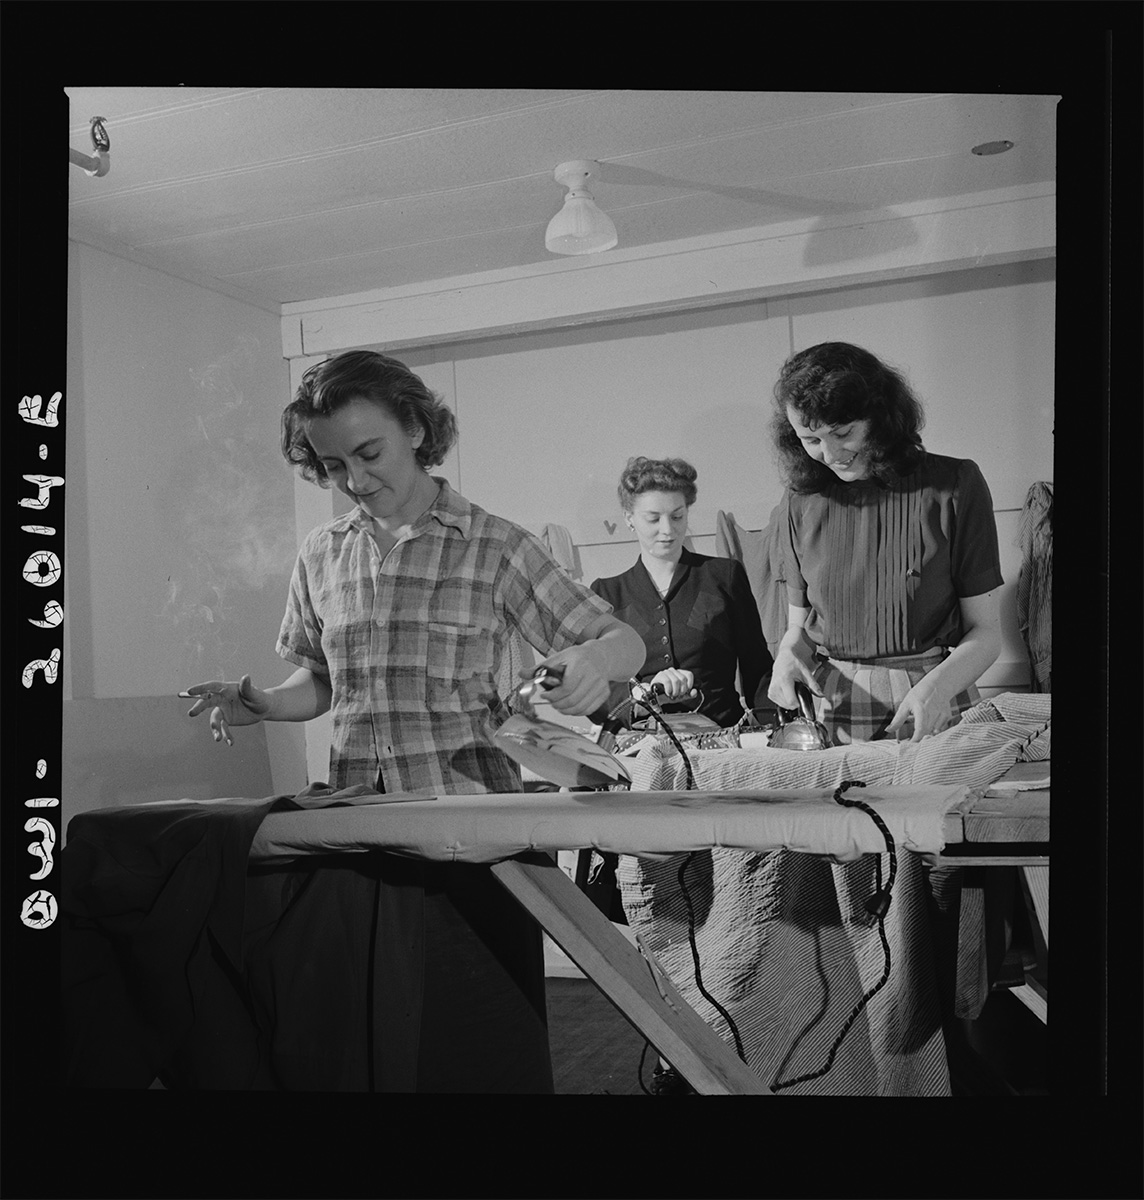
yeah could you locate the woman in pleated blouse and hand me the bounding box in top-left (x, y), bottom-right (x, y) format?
top-left (767, 342), bottom-right (1003, 744)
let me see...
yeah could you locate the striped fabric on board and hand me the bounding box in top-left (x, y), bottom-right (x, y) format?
top-left (617, 693), bottom-right (1050, 1096)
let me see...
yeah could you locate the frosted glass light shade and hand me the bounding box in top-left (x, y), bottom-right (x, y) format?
top-left (545, 160), bottom-right (618, 255)
top-left (545, 194), bottom-right (618, 255)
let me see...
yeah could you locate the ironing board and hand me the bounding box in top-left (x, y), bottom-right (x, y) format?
top-left (60, 768), bottom-right (1045, 1095)
top-left (246, 780), bottom-right (976, 1095)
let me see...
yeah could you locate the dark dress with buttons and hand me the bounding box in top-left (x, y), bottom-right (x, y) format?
top-left (591, 548), bottom-right (773, 728)
top-left (583, 549), bottom-right (774, 924)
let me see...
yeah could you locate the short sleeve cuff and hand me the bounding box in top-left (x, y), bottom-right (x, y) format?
top-left (548, 590), bottom-right (614, 650)
top-left (955, 568), bottom-right (1005, 599)
top-left (276, 640), bottom-right (329, 677)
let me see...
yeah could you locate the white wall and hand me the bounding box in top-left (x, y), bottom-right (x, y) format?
top-left (346, 258), bottom-right (1052, 695)
top-left (289, 257), bottom-right (1054, 784)
top-left (64, 242), bottom-right (309, 818)
top-left (63, 242), bottom-right (1051, 819)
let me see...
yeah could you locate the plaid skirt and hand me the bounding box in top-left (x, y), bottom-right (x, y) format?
top-left (811, 647), bottom-right (979, 745)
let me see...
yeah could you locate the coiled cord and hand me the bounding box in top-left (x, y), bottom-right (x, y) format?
top-left (635, 684), bottom-right (747, 1065)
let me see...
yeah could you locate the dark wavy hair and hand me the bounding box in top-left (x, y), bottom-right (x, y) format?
top-left (617, 456), bottom-right (698, 512)
top-left (771, 342), bottom-right (925, 492)
top-left (281, 350), bottom-right (458, 485)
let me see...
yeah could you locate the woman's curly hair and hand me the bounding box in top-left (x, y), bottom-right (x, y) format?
top-left (771, 342), bottom-right (925, 492)
top-left (617, 456), bottom-right (698, 512)
top-left (282, 350), bottom-right (458, 484)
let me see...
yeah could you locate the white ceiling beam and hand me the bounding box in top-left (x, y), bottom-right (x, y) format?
top-left (281, 186), bottom-right (1054, 358)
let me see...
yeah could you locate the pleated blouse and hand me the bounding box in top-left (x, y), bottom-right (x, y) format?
top-left (781, 454), bottom-right (1003, 660)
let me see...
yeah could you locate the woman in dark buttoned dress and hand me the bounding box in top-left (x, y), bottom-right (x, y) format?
top-left (588, 456), bottom-right (773, 1094)
top-left (591, 456), bottom-right (773, 730)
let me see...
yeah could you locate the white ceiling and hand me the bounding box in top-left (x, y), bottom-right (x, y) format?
top-left (66, 87), bottom-right (1058, 311)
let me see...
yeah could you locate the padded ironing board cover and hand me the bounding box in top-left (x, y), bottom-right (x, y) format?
top-left (615, 693), bottom-right (1051, 1097)
top-left (248, 782), bottom-right (969, 865)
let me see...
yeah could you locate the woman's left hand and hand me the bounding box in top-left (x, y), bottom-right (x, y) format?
top-left (885, 678), bottom-right (952, 742)
top-left (650, 668), bottom-right (697, 700)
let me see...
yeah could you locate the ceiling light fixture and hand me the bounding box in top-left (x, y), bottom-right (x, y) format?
top-left (545, 160), bottom-right (618, 256)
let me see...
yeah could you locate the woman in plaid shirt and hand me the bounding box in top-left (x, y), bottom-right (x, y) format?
top-left (183, 351), bottom-right (643, 1092)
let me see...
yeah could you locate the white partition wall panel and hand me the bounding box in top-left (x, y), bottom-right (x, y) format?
top-left (446, 303), bottom-right (791, 547)
top-left (286, 258), bottom-right (1053, 712)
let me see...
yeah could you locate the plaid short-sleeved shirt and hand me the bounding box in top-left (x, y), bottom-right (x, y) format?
top-left (277, 480), bottom-right (613, 794)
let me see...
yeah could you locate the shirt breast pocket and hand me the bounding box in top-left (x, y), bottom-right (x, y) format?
top-left (425, 621), bottom-right (493, 711)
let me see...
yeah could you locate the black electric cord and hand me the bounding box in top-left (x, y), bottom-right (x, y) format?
top-left (770, 779), bottom-right (897, 1093)
top-left (622, 692), bottom-right (902, 1090)
top-left (677, 851), bottom-right (747, 1063)
top-left (637, 1039), bottom-right (654, 1095)
top-left (632, 684), bottom-right (697, 791)
top-left (635, 682), bottom-right (748, 1065)
top-left (832, 779), bottom-right (898, 917)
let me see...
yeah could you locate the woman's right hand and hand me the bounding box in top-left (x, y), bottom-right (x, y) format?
top-left (181, 675), bottom-right (272, 746)
top-left (766, 638), bottom-right (822, 711)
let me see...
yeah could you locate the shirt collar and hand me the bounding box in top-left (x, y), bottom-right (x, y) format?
top-left (343, 476), bottom-right (473, 540)
top-left (423, 478), bottom-right (473, 538)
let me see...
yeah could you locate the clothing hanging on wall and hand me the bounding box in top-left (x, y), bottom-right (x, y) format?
top-left (1016, 481), bottom-right (1052, 693)
top-left (540, 524), bottom-right (581, 580)
top-left (715, 505), bottom-right (788, 661)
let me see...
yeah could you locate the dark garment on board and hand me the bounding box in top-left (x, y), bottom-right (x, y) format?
top-left (61, 793), bottom-right (552, 1093)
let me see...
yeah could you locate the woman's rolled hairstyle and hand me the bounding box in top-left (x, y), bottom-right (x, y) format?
top-left (617, 456), bottom-right (698, 511)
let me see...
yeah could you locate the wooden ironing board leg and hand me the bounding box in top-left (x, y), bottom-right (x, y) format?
top-left (1010, 865), bottom-right (1048, 1023)
top-left (490, 856), bottom-right (770, 1096)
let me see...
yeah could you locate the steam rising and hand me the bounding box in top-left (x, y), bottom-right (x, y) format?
top-left (162, 336), bottom-right (298, 678)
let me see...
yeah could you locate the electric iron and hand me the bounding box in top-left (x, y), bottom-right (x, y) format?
top-left (767, 681), bottom-right (831, 751)
top-left (494, 665), bottom-right (633, 789)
